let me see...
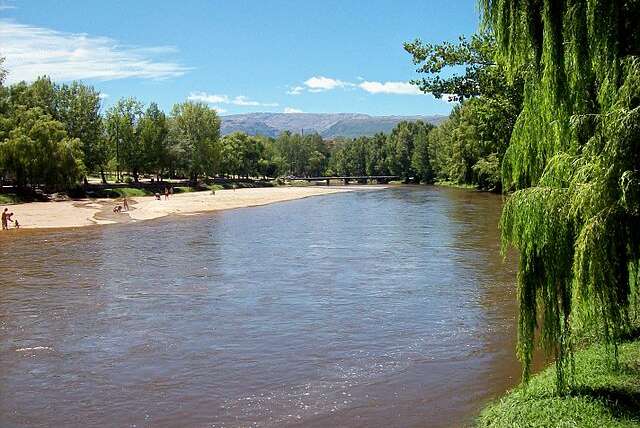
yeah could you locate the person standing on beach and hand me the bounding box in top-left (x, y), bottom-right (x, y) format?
top-left (1, 208), bottom-right (9, 230)
top-left (123, 196), bottom-right (129, 212)
top-left (164, 187), bottom-right (169, 200)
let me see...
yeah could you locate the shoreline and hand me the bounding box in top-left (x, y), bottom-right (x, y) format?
top-left (2, 185), bottom-right (383, 230)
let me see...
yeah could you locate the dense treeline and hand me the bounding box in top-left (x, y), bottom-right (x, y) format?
top-left (327, 121), bottom-right (434, 182)
top-left (0, 76), bottom-right (224, 190)
top-left (0, 74), bottom-right (335, 190)
top-left (0, 71), bottom-right (440, 190)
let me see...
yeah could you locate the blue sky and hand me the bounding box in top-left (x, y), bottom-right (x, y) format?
top-left (0, 0), bottom-right (479, 116)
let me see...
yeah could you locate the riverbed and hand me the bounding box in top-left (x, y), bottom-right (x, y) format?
top-left (0, 186), bottom-right (519, 427)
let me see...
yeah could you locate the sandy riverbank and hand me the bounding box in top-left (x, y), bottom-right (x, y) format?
top-left (1, 186), bottom-right (380, 230)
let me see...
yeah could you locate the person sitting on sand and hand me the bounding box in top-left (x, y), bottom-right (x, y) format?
top-left (113, 205), bottom-right (122, 213)
top-left (123, 196), bottom-right (129, 212)
top-left (155, 193), bottom-right (161, 200)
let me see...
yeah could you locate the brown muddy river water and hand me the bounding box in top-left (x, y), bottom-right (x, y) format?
top-left (0, 186), bottom-right (520, 427)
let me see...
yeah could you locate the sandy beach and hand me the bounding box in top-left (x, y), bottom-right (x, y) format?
top-left (1, 185), bottom-right (379, 230)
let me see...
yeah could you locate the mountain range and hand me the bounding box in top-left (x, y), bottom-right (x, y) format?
top-left (220, 113), bottom-right (446, 139)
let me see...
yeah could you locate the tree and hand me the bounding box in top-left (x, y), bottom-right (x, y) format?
top-left (56, 82), bottom-right (106, 183)
top-left (411, 127), bottom-right (433, 183)
top-left (0, 107), bottom-right (84, 190)
top-left (139, 103), bottom-right (169, 180)
top-left (405, 32), bottom-right (522, 103)
top-left (481, 0), bottom-right (640, 390)
top-left (105, 98), bottom-right (144, 182)
top-left (386, 121), bottom-right (433, 182)
top-left (171, 101), bottom-right (221, 182)
top-left (364, 133), bottom-right (388, 176)
top-left (221, 132), bottom-right (249, 178)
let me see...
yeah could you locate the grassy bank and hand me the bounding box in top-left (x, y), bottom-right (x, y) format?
top-left (477, 339), bottom-right (640, 427)
top-left (434, 180), bottom-right (477, 190)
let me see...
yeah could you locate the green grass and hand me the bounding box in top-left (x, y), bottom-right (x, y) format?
top-left (172, 186), bottom-right (195, 194)
top-left (0, 193), bottom-right (22, 204)
top-left (477, 339), bottom-right (640, 427)
top-left (0, 193), bottom-right (46, 204)
top-left (435, 180), bottom-right (477, 189)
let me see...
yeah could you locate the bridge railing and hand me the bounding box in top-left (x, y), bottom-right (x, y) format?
top-left (285, 176), bottom-right (399, 185)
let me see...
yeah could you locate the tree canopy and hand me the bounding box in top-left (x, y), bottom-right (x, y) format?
top-left (480, 0), bottom-right (640, 390)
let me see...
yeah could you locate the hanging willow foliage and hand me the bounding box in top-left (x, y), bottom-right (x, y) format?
top-left (479, 0), bottom-right (640, 391)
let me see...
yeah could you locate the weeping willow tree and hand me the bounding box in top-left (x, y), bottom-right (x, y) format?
top-left (479, 0), bottom-right (640, 391)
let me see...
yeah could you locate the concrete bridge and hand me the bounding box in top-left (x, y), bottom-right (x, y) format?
top-left (285, 175), bottom-right (400, 185)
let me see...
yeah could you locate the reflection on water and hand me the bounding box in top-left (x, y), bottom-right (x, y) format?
top-left (0, 187), bottom-right (519, 428)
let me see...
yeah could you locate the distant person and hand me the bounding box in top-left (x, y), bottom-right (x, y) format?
top-left (2, 208), bottom-right (10, 230)
top-left (211, 188), bottom-right (216, 196)
top-left (13, 219), bottom-right (19, 229)
top-left (164, 187), bottom-right (169, 200)
top-left (232, 184), bottom-right (236, 192)
top-left (122, 196), bottom-right (129, 212)
top-left (155, 192), bottom-right (161, 200)
top-left (113, 205), bottom-right (122, 213)
top-left (169, 187), bottom-right (174, 197)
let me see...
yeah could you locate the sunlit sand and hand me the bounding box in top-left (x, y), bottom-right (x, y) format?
top-left (6, 185), bottom-right (383, 230)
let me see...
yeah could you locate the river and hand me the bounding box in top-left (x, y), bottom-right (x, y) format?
top-left (0, 186), bottom-right (520, 427)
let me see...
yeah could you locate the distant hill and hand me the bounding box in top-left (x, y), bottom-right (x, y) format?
top-left (220, 113), bottom-right (446, 139)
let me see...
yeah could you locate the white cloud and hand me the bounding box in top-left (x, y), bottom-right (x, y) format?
top-left (188, 92), bottom-right (229, 104)
top-left (213, 106), bottom-right (227, 114)
top-left (284, 107), bottom-right (303, 114)
top-left (358, 80), bottom-right (422, 95)
top-left (232, 95), bottom-right (278, 107)
top-left (187, 91), bottom-right (278, 108)
top-left (292, 76), bottom-right (422, 96)
top-left (232, 95), bottom-right (260, 106)
top-left (98, 92), bottom-right (109, 99)
top-left (304, 76), bottom-right (351, 92)
top-left (0, 19), bottom-right (190, 84)
top-left (286, 85), bottom-right (304, 95)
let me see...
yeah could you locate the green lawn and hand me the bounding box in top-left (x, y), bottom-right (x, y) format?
top-left (0, 194), bottom-right (21, 204)
top-left (477, 340), bottom-right (640, 427)
top-left (434, 180), bottom-right (477, 190)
